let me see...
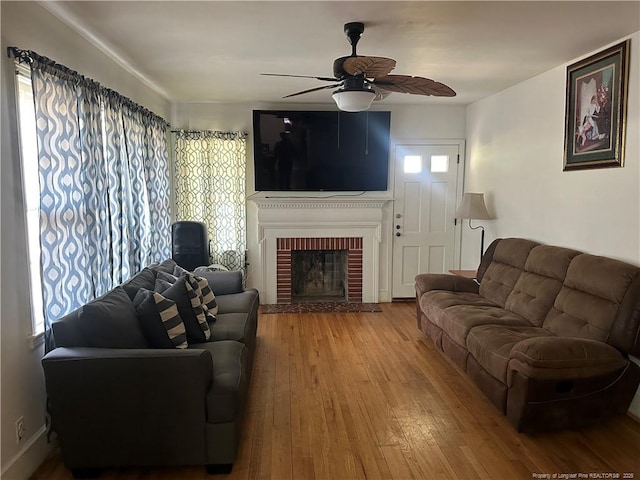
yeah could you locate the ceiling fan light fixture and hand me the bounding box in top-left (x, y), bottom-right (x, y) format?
top-left (332, 89), bottom-right (376, 112)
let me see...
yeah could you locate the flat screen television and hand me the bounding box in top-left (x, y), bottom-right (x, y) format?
top-left (253, 110), bottom-right (391, 192)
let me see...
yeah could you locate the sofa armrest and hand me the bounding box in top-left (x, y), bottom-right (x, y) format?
top-left (197, 270), bottom-right (243, 295)
top-left (507, 337), bottom-right (628, 384)
top-left (42, 347), bottom-right (214, 467)
top-left (414, 273), bottom-right (479, 298)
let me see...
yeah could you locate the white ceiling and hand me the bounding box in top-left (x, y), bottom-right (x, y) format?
top-left (44, 1), bottom-right (640, 106)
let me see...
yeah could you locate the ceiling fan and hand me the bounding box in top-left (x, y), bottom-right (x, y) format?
top-left (262, 22), bottom-right (456, 112)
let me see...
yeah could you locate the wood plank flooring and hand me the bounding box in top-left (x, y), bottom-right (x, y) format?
top-left (31, 302), bottom-right (640, 479)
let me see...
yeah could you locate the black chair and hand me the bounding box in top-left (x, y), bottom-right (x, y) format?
top-left (171, 221), bottom-right (210, 271)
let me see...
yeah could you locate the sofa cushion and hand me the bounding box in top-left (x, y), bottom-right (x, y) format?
top-left (215, 290), bottom-right (259, 315)
top-left (77, 286), bottom-right (148, 348)
top-left (122, 268), bottom-right (158, 300)
top-left (420, 290), bottom-right (498, 326)
top-left (133, 289), bottom-right (188, 349)
top-left (209, 313), bottom-right (253, 344)
top-left (439, 305), bottom-right (532, 348)
top-left (419, 290), bottom-right (498, 331)
top-left (190, 340), bottom-right (249, 424)
top-left (504, 245), bottom-right (581, 326)
top-left (479, 238), bottom-right (539, 307)
top-left (507, 337), bottom-right (628, 383)
top-left (466, 325), bottom-right (554, 383)
top-left (544, 254), bottom-right (640, 342)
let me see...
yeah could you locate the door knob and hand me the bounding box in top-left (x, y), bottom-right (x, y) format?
top-left (396, 232), bottom-right (401, 237)
top-left (396, 225), bottom-right (401, 229)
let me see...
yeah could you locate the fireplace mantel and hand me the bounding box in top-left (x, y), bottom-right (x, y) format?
top-left (250, 195), bottom-right (390, 210)
top-left (251, 195), bottom-right (391, 304)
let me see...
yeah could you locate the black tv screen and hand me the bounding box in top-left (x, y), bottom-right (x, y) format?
top-left (253, 110), bottom-right (391, 191)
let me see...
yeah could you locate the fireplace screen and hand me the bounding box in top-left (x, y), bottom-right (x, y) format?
top-left (291, 250), bottom-right (348, 303)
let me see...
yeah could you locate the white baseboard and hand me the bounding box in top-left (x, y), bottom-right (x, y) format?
top-left (1, 425), bottom-right (54, 480)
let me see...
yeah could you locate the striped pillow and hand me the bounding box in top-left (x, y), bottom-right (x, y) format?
top-left (183, 277), bottom-right (211, 340)
top-left (134, 289), bottom-right (187, 349)
top-left (195, 275), bottom-right (219, 319)
top-left (181, 272), bottom-right (217, 323)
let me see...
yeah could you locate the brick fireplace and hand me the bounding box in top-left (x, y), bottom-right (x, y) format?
top-left (251, 196), bottom-right (389, 304)
top-left (276, 237), bottom-right (363, 303)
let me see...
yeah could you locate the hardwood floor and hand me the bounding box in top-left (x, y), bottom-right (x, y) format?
top-left (32, 302), bottom-right (640, 480)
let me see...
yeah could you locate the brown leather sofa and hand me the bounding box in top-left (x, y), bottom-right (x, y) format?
top-left (415, 238), bottom-right (640, 432)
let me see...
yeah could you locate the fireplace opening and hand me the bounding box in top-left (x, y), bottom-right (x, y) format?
top-left (291, 250), bottom-right (348, 303)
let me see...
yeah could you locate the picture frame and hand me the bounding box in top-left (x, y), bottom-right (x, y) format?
top-left (563, 40), bottom-right (630, 171)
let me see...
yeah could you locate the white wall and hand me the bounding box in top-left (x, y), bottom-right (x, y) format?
top-left (172, 102), bottom-right (467, 299)
top-left (0, 3), bottom-right (170, 478)
top-left (464, 33), bottom-right (639, 267)
top-left (464, 33), bottom-right (640, 417)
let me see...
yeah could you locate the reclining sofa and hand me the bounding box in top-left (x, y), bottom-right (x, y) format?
top-left (415, 238), bottom-right (640, 432)
top-left (42, 259), bottom-right (259, 476)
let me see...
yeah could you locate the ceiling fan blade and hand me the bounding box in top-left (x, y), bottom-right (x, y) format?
top-left (283, 83), bottom-right (342, 98)
top-left (343, 56), bottom-right (396, 78)
top-left (373, 75), bottom-right (456, 97)
top-left (261, 73), bottom-right (338, 82)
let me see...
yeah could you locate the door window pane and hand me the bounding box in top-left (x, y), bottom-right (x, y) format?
top-left (430, 155), bottom-right (449, 173)
top-left (404, 155), bottom-right (422, 173)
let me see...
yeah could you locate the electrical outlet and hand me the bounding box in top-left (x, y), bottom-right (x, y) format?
top-left (15, 416), bottom-right (25, 443)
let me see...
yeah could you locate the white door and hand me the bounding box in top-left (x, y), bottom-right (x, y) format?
top-left (392, 142), bottom-right (463, 298)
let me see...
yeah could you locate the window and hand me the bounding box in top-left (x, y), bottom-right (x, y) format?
top-left (404, 155), bottom-right (422, 173)
top-left (430, 155), bottom-right (449, 173)
top-left (174, 131), bottom-right (247, 275)
top-left (15, 67), bottom-right (45, 336)
top-left (10, 48), bottom-right (171, 343)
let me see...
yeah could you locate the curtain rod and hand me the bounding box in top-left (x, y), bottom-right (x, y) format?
top-left (171, 129), bottom-right (248, 136)
top-left (7, 46), bottom-right (170, 128)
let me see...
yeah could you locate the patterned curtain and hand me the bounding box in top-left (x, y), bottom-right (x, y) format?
top-left (21, 49), bottom-right (171, 330)
top-left (174, 131), bottom-right (247, 276)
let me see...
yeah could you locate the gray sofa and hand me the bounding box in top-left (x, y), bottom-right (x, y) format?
top-left (416, 238), bottom-right (640, 432)
top-left (42, 259), bottom-right (259, 476)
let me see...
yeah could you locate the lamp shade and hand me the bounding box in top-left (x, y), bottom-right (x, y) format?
top-left (455, 193), bottom-right (492, 220)
top-left (332, 89), bottom-right (376, 112)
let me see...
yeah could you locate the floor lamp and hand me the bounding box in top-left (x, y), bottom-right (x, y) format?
top-left (455, 193), bottom-right (492, 259)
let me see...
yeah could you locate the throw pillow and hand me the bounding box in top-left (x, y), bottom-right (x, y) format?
top-left (195, 275), bottom-right (219, 318)
top-left (156, 270), bottom-right (178, 284)
top-left (155, 277), bottom-right (174, 292)
top-left (121, 267), bottom-right (157, 300)
top-left (133, 289), bottom-right (187, 349)
top-left (173, 264), bottom-right (190, 277)
top-left (184, 278), bottom-right (212, 340)
top-left (78, 286), bottom-right (148, 348)
top-left (157, 276), bottom-right (210, 344)
top-left (181, 272), bottom-right (217, 323)
top-left (154, 258), bottom-right (178, 274)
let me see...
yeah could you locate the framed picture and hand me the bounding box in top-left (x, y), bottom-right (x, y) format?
top-left (563, 40), bottom-right (630, 171)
